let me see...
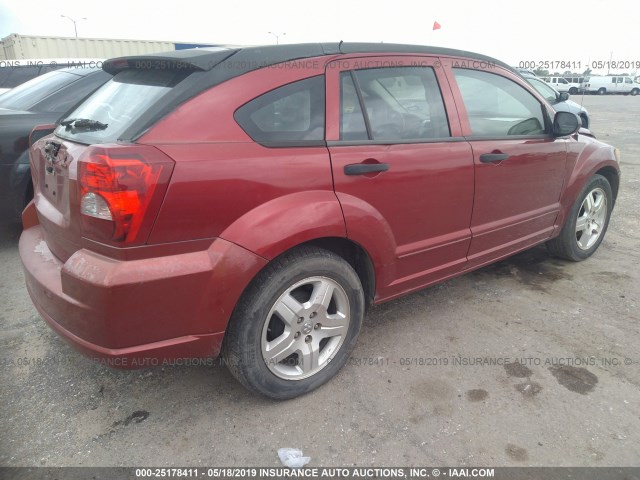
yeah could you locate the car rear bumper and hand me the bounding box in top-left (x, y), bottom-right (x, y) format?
top-left (19, 219), bottom-right (267, 367)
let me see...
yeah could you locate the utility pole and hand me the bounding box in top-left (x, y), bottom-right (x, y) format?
top-left (61, 15), bottom-right (87, 38)
top-left (268, 32), bottom-right (286, 45)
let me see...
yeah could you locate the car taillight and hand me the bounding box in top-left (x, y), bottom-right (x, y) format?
top-left (77, 145), bottom-right (174, 245)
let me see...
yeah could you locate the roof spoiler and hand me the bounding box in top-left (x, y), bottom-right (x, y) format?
top-left (102, 47), bottom-right (238, 75)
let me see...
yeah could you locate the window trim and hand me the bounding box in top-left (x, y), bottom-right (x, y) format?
top-left (349, 70), bottom-right (373, 140)
top-left (252, 140), bottom-right (327, 148)
top-left (463, 134), bottom-right (552, 142)
top-left (328, 136), bottom-right (466, 147)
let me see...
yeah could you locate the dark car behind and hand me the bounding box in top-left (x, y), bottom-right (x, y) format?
top-left (0, 66), bottom-right (111, 223)
top-left (0, 62), bottom-right (63, 94)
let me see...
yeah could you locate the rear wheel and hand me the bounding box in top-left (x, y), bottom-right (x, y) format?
top-left (547, 174), bottom-right (613, 261)
top-left (223, 247), bottom-right (365, 399)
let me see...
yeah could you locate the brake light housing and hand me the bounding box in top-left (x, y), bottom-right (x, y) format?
top-left (77, 145), bottom-right (175, 246)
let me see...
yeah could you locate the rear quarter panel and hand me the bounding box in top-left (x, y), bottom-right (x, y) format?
top-left (140, 58), bottom-right (346, 259)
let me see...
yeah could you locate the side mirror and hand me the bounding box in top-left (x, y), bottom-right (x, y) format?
top-left (553, 111), bottom-right (580, 136)
top-left (558, 92), bottom-right (570, 102)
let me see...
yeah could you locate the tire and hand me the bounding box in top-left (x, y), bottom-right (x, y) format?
top-left (597, 88), bottom-right (607, 95)
top-left (631, 88), bottom-right (639, 96)
top-left (222, 246), bottom-right (365, 399)
top-left (547, 174), bottom-right (613, 261)
top-left (579, 114), bottom-right (589, 129)
top-left (569, 87), bottom-right (578, 95)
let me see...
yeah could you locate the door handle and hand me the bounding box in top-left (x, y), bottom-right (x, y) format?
top-left (479, 153), bottom-right (509, 163)
top-left (344, 163), bottom-right (390, 175)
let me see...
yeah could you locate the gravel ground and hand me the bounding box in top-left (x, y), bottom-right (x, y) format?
top-left (0, 95), bottom-right (638, 468)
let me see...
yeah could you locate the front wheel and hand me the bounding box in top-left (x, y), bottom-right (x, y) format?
top-left (547, 174), bottom-right (613, 261)
top-left (631, 88), bottom-right (639, 96)
top-left (569, 87), bottom-right (578, 95)
top-left (223, 246), bottom-right (365, 399)
top-left (598, 88), bottom-right (607, 95)
top-left (579, 114), bottom-right (589, 129)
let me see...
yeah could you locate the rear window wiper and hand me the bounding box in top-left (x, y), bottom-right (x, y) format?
top-left (60, 118), bottom-right (108, 131)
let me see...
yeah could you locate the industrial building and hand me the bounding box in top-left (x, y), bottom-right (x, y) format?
top-left (0, 33), bottom-right (219, 60)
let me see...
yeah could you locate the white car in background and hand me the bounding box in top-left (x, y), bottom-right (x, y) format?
top-left (581, 75), bottom-right (640, 95)
top-left (542, 76), bottom-right (572, 93)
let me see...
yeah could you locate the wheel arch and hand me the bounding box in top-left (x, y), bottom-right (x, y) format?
top-left (219, 190), bottom-right (347, 260)
top-left (231, 236), bottom-right (377, 316)
top-left (595, 165), bottom-right (620, 205)
top-left (579, 113), bottom-right (589, 129)
top-left (298, 237), bottom-right (376, 310)
top-left (220, 190), bottom-right (398, 307)
top-left (556, 153), bottom-right (620, 232)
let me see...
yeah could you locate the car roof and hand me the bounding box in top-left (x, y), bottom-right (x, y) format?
top-left (107, 43), bottom-right (515, 142)
top-left (103, 42), bottom-right (512, 74)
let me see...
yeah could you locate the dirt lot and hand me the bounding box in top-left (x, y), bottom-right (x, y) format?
top-left (1, 95), bottom-right (639, 468)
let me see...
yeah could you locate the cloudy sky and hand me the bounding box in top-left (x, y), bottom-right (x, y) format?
top-left (1, 0), bottom-right (638, 73)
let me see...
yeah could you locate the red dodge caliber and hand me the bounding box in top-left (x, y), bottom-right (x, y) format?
top-left (20, 43), bottom-right (621, 399)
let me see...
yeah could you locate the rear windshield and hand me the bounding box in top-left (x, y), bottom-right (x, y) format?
top-left (55, 69), bottom-right (187, 144)
top-left (0, 70), bottom-right (79, 111)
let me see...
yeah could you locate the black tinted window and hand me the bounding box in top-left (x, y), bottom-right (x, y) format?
top-left (350, 66), bottom-right (450, 141)
top-left (453, 69), bottom-right (546, 137)
top-left (0, 68), bottom-right (10, 87)
top-left (235, 76), bottom-right (325, 144)
top-left (0, 71), bottom-right (78, 111)
top-left (33, 71), bottom-right (110, 113)
top-left (2, 66), bottom-right (41, 88)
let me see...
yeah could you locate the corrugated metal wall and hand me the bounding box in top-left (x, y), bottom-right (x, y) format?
top-left (1, 34), bottom-right (178, 59)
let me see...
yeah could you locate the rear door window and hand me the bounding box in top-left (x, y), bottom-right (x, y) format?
top-left (341, 66), bottom-right (450, 141)
top-left (234, 75), bottom-right (325, 145)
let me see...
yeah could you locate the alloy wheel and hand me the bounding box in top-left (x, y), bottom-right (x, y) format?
top-left (261, 276), bottom-right (350, 380)
top-left (576, 187), bottom-right (607, 250)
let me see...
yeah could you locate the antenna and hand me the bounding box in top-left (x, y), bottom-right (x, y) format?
top-left (579, 56), bottom-right (589, 111)
top-left (338, 40), bottom-right (344, 53)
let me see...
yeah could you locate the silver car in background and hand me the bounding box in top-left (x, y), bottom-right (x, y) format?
top-left (524, 75), bottom-right (590, 129)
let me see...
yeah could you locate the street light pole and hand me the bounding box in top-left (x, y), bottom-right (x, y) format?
top-left (60, 15), bottom-right (87, 38)
top-left (268, 32), bottom-right (286, 45)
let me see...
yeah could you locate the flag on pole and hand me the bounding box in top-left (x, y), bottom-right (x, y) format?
top-left (433, 21), bottom-right (441, 30)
